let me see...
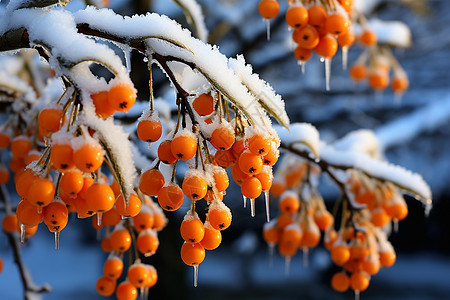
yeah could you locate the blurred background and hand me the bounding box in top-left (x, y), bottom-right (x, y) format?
top-left (1, 0), bottom-right (450, 299)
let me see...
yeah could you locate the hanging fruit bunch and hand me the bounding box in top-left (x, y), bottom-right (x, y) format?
top-left (258, 0), bottom-right (410, 95)
top-left (264, 125), bottom-right (432, 299)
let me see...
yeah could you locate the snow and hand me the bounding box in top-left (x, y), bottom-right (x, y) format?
top-left (333, 129), bottom-right (380, 159)
top-left (73, 7), bottom-right (287, 131)
top-left (276, 123), bottom-right (320, 158)
top-left (171, 0), bottom-right (208, 42)
top-left (354, 19), bottom-right (412, 48)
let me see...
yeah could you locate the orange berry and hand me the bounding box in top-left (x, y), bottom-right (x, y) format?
top-left (255, 170), bottom-right (273, 192)
top-left (16, 199), bottom-right (43, 227)
top-left (157, 184), bottom-right (184, 211)
top-left (300, 227), bottom-right (320, 248)
top-left (308, 6), bottom-right (326, 28)
top-left (350, 271), bottom-right (370, 292)
top-left (73, 142), bottom-right (104, 173)
top-left (110, 180), bottom-right (121, 197)
top-left (85, 183), bottom-right (115, 213)
top-left (371, 208), bottom-right (391, 227)
top-left (116, 193), bottom-right (141, 217)
top-left (362, 259), bottom-right (380, 275)
top-left (171, 132), bottom-right (197, 161)
top-left (214, 150), bottom-right (235, 169)
top-left (391, 76), bottom-right (409, 94)
top-left (181, 217), bottom-right (205, 243)
top-left (379, 250), bottom-right (396, 267)
top-left (133, 210), bottom-right (154, 232)
top-left (158, 140), bottom-right (177, 164)
top-left (43, 201), bottom-right (68, 232)
top-left (210, 126), bottom-right (235, 151)
top-left (0, 165), bottom-right (10, 185)
top-left (368, 70), bottom-right (389, 91)
top-left (278, 240), bottom-right (297, 257)
top-left (128, 264), bottom-right (150, 288)
top-left (137, 231), bottom-right (159, 255)
top-left (325, 13), bottom-right (349, 36)
top-left (258, 0), bottom-right (279, 19)
top-left (331, 272), bottom-right (350, 292)
top-left (182, 173), bottom-right (208, 201)
top-left (241, 176), bottom-right (262, 199)
top-left (26, 178), bottom-right (55, 208)
top-left (11, 136), bottom-right (31, 158)
top-left (0, 132), bottom-right (11, 149)
top-left (349, 64), bottom-right (367, 82)
top-left (15, 170), bottom-right (37, 197)
top-left (279, 193), bottom-right (300, 214)
top-left (9, 157), bottom-right (24, 173)
top-left (277, 213), bottom-right (293, 230)
top-left (386, 202), bottom-right (408, 220)
top-left (207, 205), bottom-right (231, 231)
top-left (360, 30), bottom-right (377, 47)
top-left (248, 134), bottom-right (271, 156)
top-left (324, 229), bottom-right (338, 250)
top-left (60, 169), bottom-right (84, 197)
top-left (96, 276), bottom-right (116, 296)
top-left (314, 35), bottom-right (338, 58)
top-left (180, 242), bottom-right (205, 266)
top-left (110, 229), bottom-right (132, 252)
top-left (213, 168), bottom-right (229, 192)
top-left (331, 245), bottom-right (351, 266)
top-left (293, 25), bottom-right (320, 49)
top-left (294, 46), bottom-right (312, 62)
top-left (338, 30), bottom-right (355, 47)
top-left (2, 214), bottom-right (18, 233)
top-left (38, 107), bottom-right (65, 136)
top-left (137, 118), bottom-right (163, 143)
top-left (108, 83), bottom-right (136, 112)
top-left (200, 222), bottom-right (222, 250)
top-left (50, 143), bottom-right (74, 171)
top-left (286, 6), bottom-right (308, 29)
top-left (280, 224), bottom-right (302, 248)
top-left (145, 265), bottom-right (158, 288)
top-left (350, 244), bottom-right (370, 260)
top-left (192, 94), bottom-right (214, 116)
top-left (103, 208), bottom-right (121, 227)
top-left (263, 225), bottom-right (279, 244)
top-left (231, 160), bottom-right (249, 186)
top-left (314, 210), bottom-right (334, 231)
top-left (92, 91), bottom-right (115, 119)
top-left (116, 282), bottom-right (137, 300)
top-left (231, 138), bottom-right (245, 158)
top-left (270, 180), bottom-right (286, 197)
top-left (239, 151), bottom-right (263, 175)
top-left (101, 237), bottom-right (113, 252)
top-left (104, 257), bottom-right (123, 279)
top-left (74, 196), bottom-right (96, 218)
top-left (24, 225), bottom-right (38, 238)
top-left (24, 150), bottom-right (41, 166)
top-left (153, 210), bottom-right (167, 231)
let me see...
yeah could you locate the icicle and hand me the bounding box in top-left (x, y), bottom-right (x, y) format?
top-left (325, 58), bottom-right (331, 91)
top-left (354, 290), bottom-right (360, 300)
top-left (97, 212), bottom-right (103, 227)
top-left (140, 287), bottom-right (145, 300)
top-left (264, 191), bottom-right (270, 222)
top-left (268, 244), bottom-right (274, 268)
top-left (297, 61), bottom-right (306, 74)
top-left (54, 231), bottom-right (60, 249)
top-left (123, 44), bottom-right (132, 73)
top-left (342, 47), bottom-right (348, 70)
top-left (265, 19), bottom-right (271, 41)
top-left (284, 256), bottom-right (291, 277)
top-left (96, 229), bottom-right (101, 241)
top-left (302, 247), bottom-right (309, 267)
top-left (193, 265), bottom-right (199, 287)
top-left (243, 195), bottom-right (247, 208)
top-left (424, 200), bottom-right (432, 217)
top-left (250, 198), bottom-right (256, 217)
top-left (144, 287), bottom-right (149, 300)
top-left (20, 224), bottom-right (26, 244)
top-left (393, 219), bottom-right (399, 233)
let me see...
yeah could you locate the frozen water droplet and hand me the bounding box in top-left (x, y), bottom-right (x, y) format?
top-left (143, 57), bottom-right (148, 63)
top-left (302, 247), bottom-right (309, 267)
top-left (243, 196), bottom-right (247, 208)
top-left (297, 61), bottom-right (306, 74)
top-left (325, 58), bottom-right (331, 92)
top-left (250, 198), bottom-right (256, 217)
top-left (123, 44), bottom-right (132, 73)
top-left (284, 256), bottom-right (291, 277)
top-left (320, 57), bottom-right (325, 63)
top-left (342, 47), bottom-right (348, 70)
top-left (393, 219), bottom-right (399, 233)
top-left (193, 264), bottom-right (199, 287)
top-left (354, 290), bottom-right (360, 300)
top-left (97, 212), bottom-right (103, 227)
top-left (20, 224), bottom-right (26, 244)
top-left (264, 191), bottom-right (270, 222)
top-left (55, 231), bottom-right (60, 249)
top-left (140, 287), bottom-right (145, 300)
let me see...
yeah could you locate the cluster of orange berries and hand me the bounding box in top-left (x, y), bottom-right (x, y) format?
top-left (136, 92), bottom-right (280, 285)
top-left (263, 158), bottom-right (333, 268)
top-left (263, 156), bottom-right (409, 297)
